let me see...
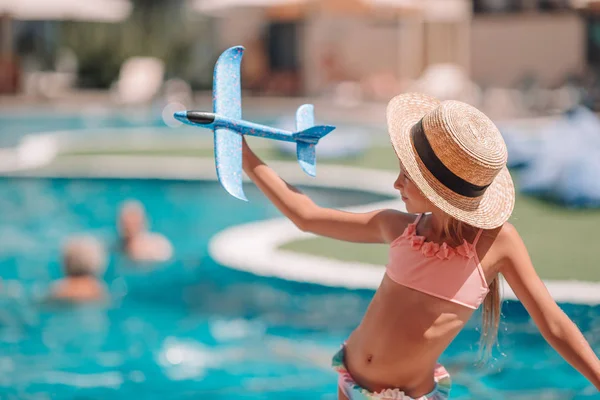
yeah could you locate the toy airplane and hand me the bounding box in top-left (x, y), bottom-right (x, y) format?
top-left (174, 46), bottom-right (336, 201)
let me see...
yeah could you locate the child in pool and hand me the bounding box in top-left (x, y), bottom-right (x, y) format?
top-left (118, 200), bottom-right (173, 263)
top-left (241, 93), bottom-right (600, 399)
top-left (50, 235), bottom-right (107, 303)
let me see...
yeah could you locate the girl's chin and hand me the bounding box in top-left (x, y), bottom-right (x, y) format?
top-left (402, 199), bottom-right (413, 211)
top-left (403, 201), bottom-right (426, 214)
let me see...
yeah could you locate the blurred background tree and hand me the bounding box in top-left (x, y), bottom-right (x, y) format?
top-left (60, 0), bottom-right (216, 89)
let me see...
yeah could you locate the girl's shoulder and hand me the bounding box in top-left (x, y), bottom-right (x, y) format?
top-left (479, 222), bottom-right (526, 272)
top-left (381, 211), bottom-right (420, 244)
top-left (492, 222), bottom-right (522, 249)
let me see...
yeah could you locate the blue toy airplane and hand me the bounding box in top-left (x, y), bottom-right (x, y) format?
top-left (174, 46), bottom-right (336, 201)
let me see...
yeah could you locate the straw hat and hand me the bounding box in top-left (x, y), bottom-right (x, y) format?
top-left (387, 93), bottom-right (515, 229)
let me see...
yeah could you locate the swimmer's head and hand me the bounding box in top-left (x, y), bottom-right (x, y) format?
top-left (119, 200), bottom-right (147, 240)
top-left (62, 236), bottom-right (106, 277)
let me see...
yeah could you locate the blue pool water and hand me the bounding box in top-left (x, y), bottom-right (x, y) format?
top-left (0, 178), bottom-right (598, 400)
top-left (0, 109), bottom-right (169, 147)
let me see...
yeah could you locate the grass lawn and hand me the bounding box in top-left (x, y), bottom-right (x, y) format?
top-left (62, 144), bottom-right (600, 282)
top-left (60, 137), bottom-right (400, 169)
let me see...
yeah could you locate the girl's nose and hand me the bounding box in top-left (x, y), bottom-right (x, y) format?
top-left (394, 175), bottom-right (404, 190)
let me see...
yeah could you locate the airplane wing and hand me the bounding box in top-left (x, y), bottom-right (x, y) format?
top-left (213, 46), bottom-right (246, 201)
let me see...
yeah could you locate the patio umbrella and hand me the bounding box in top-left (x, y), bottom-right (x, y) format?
top-left (192, 0), bottom-right (306, 14)
top-left (0, 0), bottom-right (132, 22)
top-left (190, 0), bottom-right (466, 16)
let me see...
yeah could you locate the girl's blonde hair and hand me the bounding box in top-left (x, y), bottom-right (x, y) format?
top-left (443, 217), bottom-right (500, 359)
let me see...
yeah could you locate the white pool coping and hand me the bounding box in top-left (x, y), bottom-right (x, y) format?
top-left (2, 129), bottom-right (600, 305)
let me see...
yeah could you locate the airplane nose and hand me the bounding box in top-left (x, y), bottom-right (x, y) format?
top-left (174, 111), bottom-right (188, 123)
top-left (187, 111), bottom-right (216, 124)
top-left (173, 111), bottom-right (216, 125)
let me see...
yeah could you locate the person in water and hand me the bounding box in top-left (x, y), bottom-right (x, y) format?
top-left (118, 200), bottom-right (173, 263)
top-left (51, 235), bottom-right (107, 302)
top-left (241, 93), bottom-right (600, 399)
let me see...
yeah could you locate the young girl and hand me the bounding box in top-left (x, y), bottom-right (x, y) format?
top-left (241, 93), bottom-right (600, 399)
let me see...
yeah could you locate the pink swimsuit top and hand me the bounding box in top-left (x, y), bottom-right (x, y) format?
top-left (386, 214), bottom-right (489, 309)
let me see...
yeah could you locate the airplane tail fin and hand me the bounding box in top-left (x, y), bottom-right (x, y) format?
top-left (293, 104), bottom-right (335, 176)
top-left (296, 104), bottom-right (314, 132)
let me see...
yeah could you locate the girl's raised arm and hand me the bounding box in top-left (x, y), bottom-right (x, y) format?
top-left (242, 139), bottom-right (408, 244)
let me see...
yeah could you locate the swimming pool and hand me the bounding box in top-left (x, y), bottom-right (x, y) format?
top-left (0, 178), bottom-right (598, 399)
top-left (0, 108), bottom-right (169, 147)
